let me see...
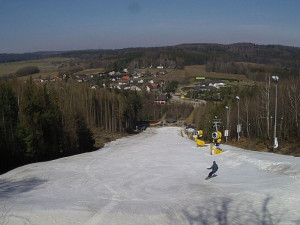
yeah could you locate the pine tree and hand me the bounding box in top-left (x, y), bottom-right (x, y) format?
top-left (0, 81), bottom-right (23, 172)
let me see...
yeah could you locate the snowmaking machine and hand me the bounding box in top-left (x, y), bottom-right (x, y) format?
top-left (210, 117), bottom-right (224, 155)
top-left (195, 130), bottom-right (206, 147)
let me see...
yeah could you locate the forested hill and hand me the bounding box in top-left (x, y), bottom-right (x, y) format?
top-left (58, 43), bottom-right (300, 65)
top-left (57, 43), bottom-right (300, 80)
top-left (3, 43), bottom-right (300, 67)
top-left (0, 51), bottom-right (64, 63)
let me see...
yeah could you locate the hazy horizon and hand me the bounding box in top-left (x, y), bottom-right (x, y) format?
top-left (1, 0), bottom-right (300, 54)
top-left (2, 41), bottom-right (300, 55)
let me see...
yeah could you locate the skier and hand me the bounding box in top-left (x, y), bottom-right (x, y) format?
top-left (207, 161), bottom-right (218, 178)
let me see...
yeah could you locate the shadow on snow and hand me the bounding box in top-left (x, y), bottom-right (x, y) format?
top-left (0, 177), bottom-right (47, 200)
top-left (181, 196), bottom-right (298, 225)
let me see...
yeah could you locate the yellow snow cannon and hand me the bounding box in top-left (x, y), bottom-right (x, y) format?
top-left (211, 131), bottom-right (223, 154)
top-left (195, 130), bottom-right (205, 147)
top-left (210, 143), bottom-right (223, 154)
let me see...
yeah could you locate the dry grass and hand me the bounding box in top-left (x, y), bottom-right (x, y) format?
top-left (183, 65), bottom-right (251, 81)
top-left (228, 138), bottom-right (300, 157)
top-left (91, 127), bottom-right (131, 149)
top-left (30, 71), bottom-right (59, 79)
top-left (0, 57), bottom-right (71, 77)
top-left (79, 68), bottom-right (105, 74)
top-left (235, 62), bottom-right (268, 67)
top-left (148, 65), bottom-right (254, 85)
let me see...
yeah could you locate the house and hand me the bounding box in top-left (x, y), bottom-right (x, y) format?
top-left (130, 85), bottom-right (141, 91)
top-left (98, 72), bottom-right (106, 77)
top-left (209, 80), bottom-right (227, 88)
top-left (109, 71), bottom-right (116, 76)
top-left (118, 79), bottom-right (129, 85)
top-left (123, 85), bottom-right (131, 90)
top-left (110, 76), bottom-right (117, 82)
top-left (146, 84), bottom-right (154, 92)
top-left (152, 83), bottom-right (160, 89)
top-left (91, 85), bottom-right (100, 89)
top-left (132, 74), bottom-right (139, 79)
top-left (154, 94), bottom-right (168, 104)
top-left (122, 75), bottom-right (130, 80)
top-left (199, 80), bottom-right (227, 89)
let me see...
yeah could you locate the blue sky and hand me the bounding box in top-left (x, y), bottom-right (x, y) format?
top-left (1, 0), bottom-right (300, 53)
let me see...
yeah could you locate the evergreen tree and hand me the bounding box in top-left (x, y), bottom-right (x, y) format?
top-left (20, 79), bottom-right (63, 161)
top-left (75, 114), bottom-right (95, 153)
top-left (0, 81), bottom-right (24, 172)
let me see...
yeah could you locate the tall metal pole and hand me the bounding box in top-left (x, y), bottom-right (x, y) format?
top-left (274, 82), bottom-right (278, 142)
top-left (272, 76), bottom-right (279, 149)
top-left (236, 96), bottom-right (240, 142)
top-left (238, 100), bottom-right (240, 141)
top-left (225, 106), bottom-right (229, 142)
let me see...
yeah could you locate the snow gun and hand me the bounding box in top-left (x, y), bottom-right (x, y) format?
top-left (210, 131), bottom-right (223, 155)
top-left (195, 130), bottom-right (205, 147)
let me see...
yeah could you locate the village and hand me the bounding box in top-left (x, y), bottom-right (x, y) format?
top-left (31, 65), bottom-right (228, 106)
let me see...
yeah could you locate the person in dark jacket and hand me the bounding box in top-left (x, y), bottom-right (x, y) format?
top-left (207, 161), bottom-right (218, 178)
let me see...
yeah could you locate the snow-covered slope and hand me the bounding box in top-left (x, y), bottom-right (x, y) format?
top-left (1, 127), bottom-right (299, 225)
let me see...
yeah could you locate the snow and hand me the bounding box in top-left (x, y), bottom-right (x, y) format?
top-left (1, 127), bottom-right (300, 225)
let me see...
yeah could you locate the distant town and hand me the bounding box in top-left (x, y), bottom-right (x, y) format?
top-left (31, 65), bottom-right (228, 106)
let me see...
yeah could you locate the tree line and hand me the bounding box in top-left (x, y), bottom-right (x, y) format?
top-left (189, 76), bottom-right (300, 155)
top-left (0, 79), bottom-right (143, 173)
top-left (206, 60), bottom-right (300, 81)
top-left (0, 78), bottom-right (194, 173)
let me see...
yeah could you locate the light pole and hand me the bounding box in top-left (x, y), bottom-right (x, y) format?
top-left (225, 106), bottom-right (229, 142)
top-left (272, 76), bottom-right (279, 149)
top-left (236, 96), bottom-right (240, 142)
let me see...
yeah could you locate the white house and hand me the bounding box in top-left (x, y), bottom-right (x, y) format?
top-left (209, 80), bottom-right (227, 88)
top-left (109, 71), bottom-right (116, 76)
top-left (130, 86), bottom-right (141, 91)
top-left (132, 74), bottom-right (139, 79)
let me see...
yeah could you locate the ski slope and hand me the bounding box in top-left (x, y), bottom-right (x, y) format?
top-left (1, 127), bottom-right (300, 225)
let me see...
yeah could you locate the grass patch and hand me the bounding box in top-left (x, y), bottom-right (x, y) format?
top-left (228, 137), bottom-right (300, 157)
top-left (183, 65), bottom-right (252, 82)
top-left (79, 68), bottom-right (105, 74)
top-left (0, 57), bottom-right (72, 77)
top-left (146, 65), bottom-right (255, 86)
top-left (92, 127), bottom-right (131, 149)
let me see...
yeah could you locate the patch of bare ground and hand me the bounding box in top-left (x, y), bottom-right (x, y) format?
top-left (91, 127), bottom-right (133, 149)
top-left (227, 137), bottom-right (300, 157)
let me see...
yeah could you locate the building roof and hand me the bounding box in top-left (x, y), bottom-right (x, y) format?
top-left (156, 94), bottom-right (167, 101)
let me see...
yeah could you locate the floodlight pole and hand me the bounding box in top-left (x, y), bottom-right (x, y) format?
top-left (273, 76), bottom-right (279, 149)
top-left (225, 106), bottom-right (229, 142)
top-left (236, 96), bottom-right (240, 142)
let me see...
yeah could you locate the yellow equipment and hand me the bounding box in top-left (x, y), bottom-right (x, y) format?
top-left (211, 131), bottom-right (223, 154)
top-left (210, 143), bottom-right (224, 154)
top-left (195, 130), bottom-right (205, 147)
